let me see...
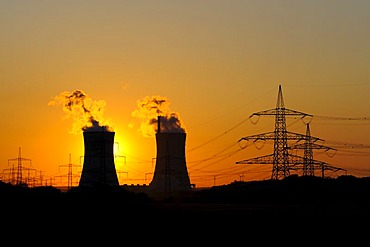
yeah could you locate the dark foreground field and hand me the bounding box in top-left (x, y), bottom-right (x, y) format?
top-left (2, 175), bottom-right (370, 240)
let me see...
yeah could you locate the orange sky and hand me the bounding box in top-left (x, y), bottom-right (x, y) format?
top-left (1, 0), bottom-right (370, 188)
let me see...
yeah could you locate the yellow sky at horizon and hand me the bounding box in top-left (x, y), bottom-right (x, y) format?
top-left (1, 0), bottom-right (370, 188)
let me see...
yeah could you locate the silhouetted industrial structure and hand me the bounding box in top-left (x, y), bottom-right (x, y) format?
top-left (1, 86), bottom-right (350, 190)
top-left (288, 123), bottom-right (345, 177)
top-left (149, 116), bottom-right (192, 199)
top-left (57, 154), bottom-right (81, 189)
top-left (7, 147), bottom-right (32, 185)
top-left (236, 85), bottom-right (345, 179)
top-left (1, 147), bottom-right (41, 186)
top-left (79, 129), bottom-right (120, 187)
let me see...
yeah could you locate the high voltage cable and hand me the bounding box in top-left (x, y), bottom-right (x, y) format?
top-left (193, 162), bottom-right (270, 175)
top-left (188, 86), bottom-right (370, 184)
top-left (315, 115), bottom-right (370, 121)
top-left (187, 117), bottom-right (249, 152)
top-left (190, 140), bottom-right (245, 162)
top-left (185, 87), bottom-right (280, 182)
top-left (188, 143), bottom-right (245, 170)
top-left (284, 82), bottom-right (370, 87)
top-left (187, 87), bottom-right (277, 152)
top-left (323, 140), bottom-right (370, 149)
top-left (190, 166), bottom-right (271, 185)
top-left (187, 86), bottom-right (276, 130)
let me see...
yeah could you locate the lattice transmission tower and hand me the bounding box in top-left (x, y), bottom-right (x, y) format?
top-left (236, 85), bottom-right (323, 180)
top-left (288, 123), bottom-right (346, 177)
top-left (7, 147), bottom-right (32, 185)
top-left (58, 154), bottom-right (81, 189)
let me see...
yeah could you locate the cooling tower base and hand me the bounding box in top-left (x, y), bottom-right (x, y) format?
top-left (79, 131), bottom-right (119, 187)
top-left (149, 132), bottom-right (192, 200)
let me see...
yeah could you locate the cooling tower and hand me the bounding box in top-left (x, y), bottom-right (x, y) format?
top-left (149, 132), bottom-right (192, 198)
top-left (79, 130), bottom-right (119, 187)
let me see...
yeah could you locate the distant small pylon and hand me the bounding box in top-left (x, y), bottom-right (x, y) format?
top-left (58, 154), bottom-right (81, 189)
top-left (7, 147), bottom-right (32, 185)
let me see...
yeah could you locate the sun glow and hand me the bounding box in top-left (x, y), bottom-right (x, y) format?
top-left (113, 136), bottom-right (130, 168)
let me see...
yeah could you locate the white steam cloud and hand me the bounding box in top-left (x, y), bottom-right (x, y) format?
top-left (48, 90), bottom-right (113, 133)
top-left (131, 95), bottom-right (185, 137)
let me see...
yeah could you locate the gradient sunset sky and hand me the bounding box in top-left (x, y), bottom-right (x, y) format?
top-left (1, 0), bottom-right (370, 188)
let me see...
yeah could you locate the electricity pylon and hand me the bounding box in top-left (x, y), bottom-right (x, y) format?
top-left (288, 123), bottom-right (346, 177)
top-left (8, 147), bottom-right (32, 185)
top-left (236, 85), bottom-right (346, 179)
top-left (236, 85), bottom-right (314, 180)
top-left (58, 154), bottom-right (81, 189)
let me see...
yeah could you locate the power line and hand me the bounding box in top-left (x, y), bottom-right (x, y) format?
top-left (315, 115), bottom-right (370, 121)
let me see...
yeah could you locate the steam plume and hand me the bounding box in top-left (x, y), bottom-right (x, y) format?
top-left (48, 90), bottom-right (113, 133)
top-left (131, 95), bottom-right (185, 137)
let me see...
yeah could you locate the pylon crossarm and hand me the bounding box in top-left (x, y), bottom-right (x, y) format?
top-left (236, 154), bottom-right (274, 164)
top-left (289, 143), bottom-right (336, 151)
top-left (285, 131), bottom-right (321, 142)
top-left (287, 164), bottom-right (303, 170)
top-left (250, 109), bottom-right (278, 116)
top-left (238, 131), bottom-right (321, 142)
top-left (320, 163), bottom-right (346, 172)
top-left (238, 132), bottom-right (275, 142)
top-left (286, 154), bottom-right (306, 165)
top-left (251, 108), bottom-right (312, 117)
top-left (283, 108), bottom-right (313, 117)
top-left (287, 154), bottom-right (323, 165)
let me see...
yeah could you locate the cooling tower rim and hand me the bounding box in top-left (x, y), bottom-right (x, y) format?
top-left (155, 132), bottom-right (186, 135)
top-left (83, 130), bottom-right (115, 133)
top-left (83, 130), bottom-right (115, 135)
